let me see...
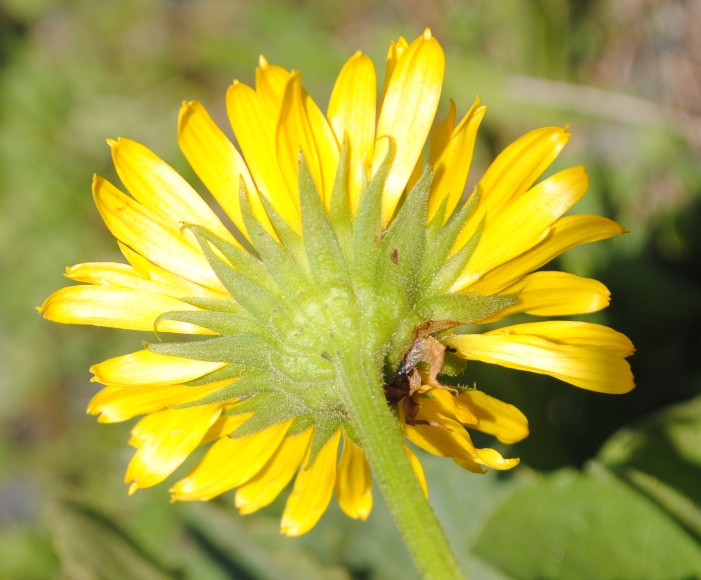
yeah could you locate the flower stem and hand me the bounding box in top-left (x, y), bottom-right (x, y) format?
top-left (335, 348), bottom-right (465, 579)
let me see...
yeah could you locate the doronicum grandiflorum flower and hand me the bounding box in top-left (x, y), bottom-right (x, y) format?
top-left (39, 29), bottom-right (634, 573)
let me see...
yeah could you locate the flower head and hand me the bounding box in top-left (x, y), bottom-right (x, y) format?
top-left (39, 29), bottom-right (634, 536)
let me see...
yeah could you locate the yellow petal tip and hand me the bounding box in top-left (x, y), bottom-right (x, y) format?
top-left (128, 482), bottom-right (138, 496)
top-left (423, 28), bottom-right (432, 39)
top-left (258, 54), bottom-right (269, 68)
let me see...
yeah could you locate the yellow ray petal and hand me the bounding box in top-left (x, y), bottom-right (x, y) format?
top-left (171, 418), bottom-right (293, 502)
top-left (65, 261), bottom-right (224, 303)
top-left (479, 271), bottom-right (611, 323)
top-left (474, 448), bottom-right (520, 471)
top-left (454, 166), bottom-right (589, 290)
top-left (404, 444), bottom-right (428, 498)
top-left (88, 379), bottom-right (234, 423)
top-left (178, 101), bottom-right (275, 240)
top-left (276, 72), bottom-right (339, 208)
top-left (109, 137), bottom-right (236, 245)
top-left (90, 349), bottom-right (224, 387)
top-left (489, 321), bottom-right (635, 355)
top-left (38, 285), bottom-right (214, 334)
top-left (466, 214), bottom-right (626, 296)
top-left (117, 243), bottom-right (227, 300)
top-left (66, 262), bottom-right (175, 297)
top-left (454, 126), bottom-right (571, 251)
top-left (92, 176), bottom-right (225, 292)
top-left (427, 98), bottom-right (486, 221)
top-left (235, 428), bottom-right (312, 515)
top-left (281, 429), bottom-right (341, 536)
top-left (422, 388), bottom-right (479, 426)
top-left (335, 431), bottom-right (372, 520)
top-left (373, 29), bottom-right (445, 222)
top-left (456, 390), bottom-right (529, 444)
top-left (226, 80), bottom-right (300, 230)
top-left (379, 37), bottom-right (408, 112)
top-left (512, 271), bottom-right (611, 316)
top-left (402, 404), bottom-right (484, 473)
top-left (200, 411), bottom-right (253, 445)
top-left (428, 99), bottom-right (457, 165)
top-left (327, 51), bottom-right (377, 214)
top-left (256, 55), bottom-right (291, 118)
top-left (445, 322), bottom-right (635, 393)
top-left (125, 405), bottom-right (222, 493)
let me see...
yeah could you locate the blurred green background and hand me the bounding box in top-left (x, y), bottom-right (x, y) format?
top-left (1, 0), bottom-right (701, 578)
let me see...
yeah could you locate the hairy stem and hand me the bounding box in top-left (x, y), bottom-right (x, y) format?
top-left (335, 347), bottom-right (465, 579)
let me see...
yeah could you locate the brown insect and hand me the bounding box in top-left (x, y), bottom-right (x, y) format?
top-left (386, 321), bottom-right (458, 427)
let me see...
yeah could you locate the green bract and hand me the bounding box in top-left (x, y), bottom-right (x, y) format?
top-left (152, 143), bottom-right (516, 461)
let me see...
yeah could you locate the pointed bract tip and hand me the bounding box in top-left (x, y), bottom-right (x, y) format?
top-left (423, 28), bottom-right (432, 39)
top-left (106, 137), bottom-right (118, 148)
top-left (258, 54), bottom-right (269, 68)
top-left (128, 482), bottom-right (138, 496)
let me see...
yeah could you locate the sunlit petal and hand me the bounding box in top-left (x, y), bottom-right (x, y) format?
top-left (454, 166), bottom-right (589, 290)
top-left (125, 405), bottom-right (222, 493)
top-left (227, 80), bottom-right (300, 229)
top-left (335, 431), bottom-right (373, 520)
top-left (446, 322), bottom-right (635, 393)
top-left (88, 380), bottom-right (233, 423)
top-left (281, 429), bottom-right (341, 536)
top-left (467, 214), bottom-right (626, 295)
top-left (373, 29), bottom-right (444, 222)
top-left (327, 51), bottom-right (377, 213)
top-left (479, 271), bottom-right (611, 323)
top-left (456, 390), bottom-right (529, 444)
top-left (236, 429), bottom-right (312, 515)
top-left (92, 175), bottom-right (225, 292)
top-left (38, 285), bottom-right (213, 334)
top-left (178, 101), bottom-right (274, 240)
top-left (170, 419), bottom-right (293, 501)
top-left (90, 349), bottom-right (224, 387)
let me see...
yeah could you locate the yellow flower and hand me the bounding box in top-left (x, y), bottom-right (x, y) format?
top-left (39, 29), bottom-right (634, 537)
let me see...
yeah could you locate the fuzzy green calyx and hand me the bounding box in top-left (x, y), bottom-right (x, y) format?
top-left (150, 147), bottom-right (517, 456)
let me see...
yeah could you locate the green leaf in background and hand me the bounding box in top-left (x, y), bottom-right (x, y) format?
top-left (598, 396), bottom-right (701, 542)
top-left (472, 469), bottom-right (701, 580)
top-left (183, 502), bottom-right (348, 580)
top-left (48, 500), bottom-right (177, 580)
